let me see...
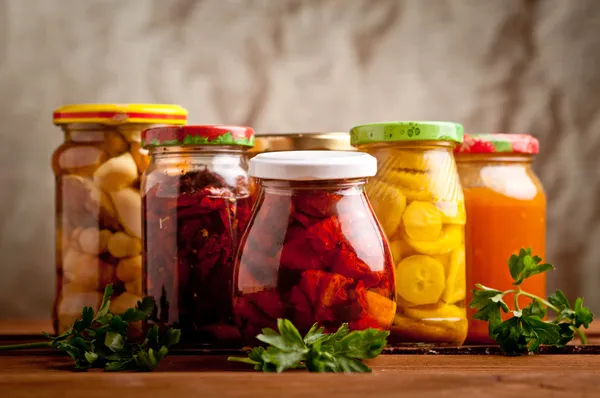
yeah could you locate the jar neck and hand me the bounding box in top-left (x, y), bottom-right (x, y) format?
top-left (258, 178), bottom-right (367, 193)
top-left (150, 145), bottom-right (248, 158)
top-left (455, 153), bottom-right (535, 166)
top-left (61, 124), bottom-right (111, 143)
top-left (358, 140), bottom-right (456, 151)
top-left (60, 123), bottom-right (146, 143)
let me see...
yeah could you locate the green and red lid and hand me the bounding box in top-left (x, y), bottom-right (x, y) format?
top-left (455, 134), bottom-right (539, 154)
top-left (142, 125), bottom-right (255, 148)
top-left (350, 121), bottom-right (464, 145)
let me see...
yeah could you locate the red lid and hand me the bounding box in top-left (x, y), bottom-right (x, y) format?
top-left (142, 125), bottom-right (255, 148)
top-left (455, 134), bottom-right (539, 154)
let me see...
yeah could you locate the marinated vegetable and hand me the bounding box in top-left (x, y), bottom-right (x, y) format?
top-left (455, 134), bottom-right (547, 344)
top-left (233, 151), bottom-right (396, 343)
top-left (142, 125), bottom-right (255, 346)
top-left (351, 121), bottom-right (468, 345)
top-left (52, 104), bottom-right (187, 333)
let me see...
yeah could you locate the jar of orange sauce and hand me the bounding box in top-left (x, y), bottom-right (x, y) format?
top-left (455, 134), bottom-right (546, 344)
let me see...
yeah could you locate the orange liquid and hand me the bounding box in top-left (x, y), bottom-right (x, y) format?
top-left (464, 186), bottom-right (546, 344)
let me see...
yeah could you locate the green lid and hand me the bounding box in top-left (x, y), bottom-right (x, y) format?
top-left (350, 121), bottom-right (464, 146)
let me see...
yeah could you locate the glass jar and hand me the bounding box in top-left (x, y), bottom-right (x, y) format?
top-left (455, 134), bottom-right (546, 344)
top-left (233, 151), bottom-right (396, 343)
top-left (248, 132), bottom-right (354, 159)
top-left (141, 125), bottom-right (255, 347)
top-left (52, 104), bottom-right (187, 333)
top-left (351, 121), bottom-right (467, 346)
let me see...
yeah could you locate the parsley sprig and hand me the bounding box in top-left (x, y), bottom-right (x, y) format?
top-left (470, 248), bottom-right (593, 355)
top-left (228, 318), bottom-right (388, 372)
top-left (0, 284), bottom-right (181, 371)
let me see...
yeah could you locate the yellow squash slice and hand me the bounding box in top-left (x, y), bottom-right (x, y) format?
top-left (441, 247), bottom-right (466, 304)
top-left (404, 303), bottom-right (466, 320)
top-left (402, 201), bottom-right (443, 241)
top-left (403, 225), bottom-right (463, 256)
top-left (396, 255), bottom-right (445, 306)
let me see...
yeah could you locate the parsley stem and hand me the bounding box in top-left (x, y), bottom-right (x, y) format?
top-left (513, 290), bottom-right (521, 312)
top-left (575, 327), bottom-right (588, 345)
top-left (0, 341), bottom-right (52, 351)
top-left (519, 291), bottom-right (560, 313)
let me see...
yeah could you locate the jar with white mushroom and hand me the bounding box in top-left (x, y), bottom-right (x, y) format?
top-left (51, 104), bottom-right (187, 333)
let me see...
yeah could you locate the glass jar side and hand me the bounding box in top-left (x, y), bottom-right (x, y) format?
top-left (357, 141), bottom-right (468, 345)
top-left (142, 146), bottom-right (253, 347)
top-left (457, 154), bottom-right (547, 344)
top-left (52, 123), bottom-right (153, 334)
top-left (233, 178), bottom-right (396, 343)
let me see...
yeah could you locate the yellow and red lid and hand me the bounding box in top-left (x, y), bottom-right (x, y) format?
top-left (455, 134), bottom-right (539, 154)
top-left (53, 104), bottom-right (188, 125)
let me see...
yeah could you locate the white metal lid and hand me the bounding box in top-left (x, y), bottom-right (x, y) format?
top-left (249, 150), bottom-right (377, 180)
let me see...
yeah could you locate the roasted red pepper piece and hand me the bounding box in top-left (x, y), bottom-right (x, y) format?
top-left (279, 226), bottom-right (326, 273)
top-left (234, 289), bottom-right (286, 340)
top-left (144, 168), bottom-right (253, 346)
top-left (288, 270), bottom-right (355, 332)
top-left (330, 246), bottom-right (382, 288)
top-left (292, 190), bottom-right (343, 218)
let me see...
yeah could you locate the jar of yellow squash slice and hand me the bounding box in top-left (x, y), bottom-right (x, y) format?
top-left (351, 121), bottom-right (467, 346)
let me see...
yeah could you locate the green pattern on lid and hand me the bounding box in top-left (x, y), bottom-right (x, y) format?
top-left (350, 121), bottom-right (464, 145)
top-left (142, 125), bottom-right (255, 148)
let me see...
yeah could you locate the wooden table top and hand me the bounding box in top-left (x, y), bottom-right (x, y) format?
top-left (1, 320), bottom-right (600, 398)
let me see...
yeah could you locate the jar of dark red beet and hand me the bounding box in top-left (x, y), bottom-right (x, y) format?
top-left (140, 125), bottom-right (255, 347)
top-left (233, 151), bottom-right (397, 343)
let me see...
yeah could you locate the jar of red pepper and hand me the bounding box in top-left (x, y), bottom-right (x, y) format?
top-left (141, 125), bottom-right (255, 347)
top-left (233, 151), bottom-right (397, 343)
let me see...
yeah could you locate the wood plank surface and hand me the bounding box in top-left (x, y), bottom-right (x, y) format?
top-left (2, 320), bottom-right (600, 398)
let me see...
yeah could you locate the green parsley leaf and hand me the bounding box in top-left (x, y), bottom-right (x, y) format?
top-left (228, 319), bottom-right (388, 373)
top-left (0, 284), bottom-right (181, 372)
top-left (84, 351), bottom-right (99, 365)
top-left (104, 332), bottom-right (125, 352)
top-left (548, 290), bottom-right (570, 311)
top-left (508, 248), bottom-right (554, 285)
top-left (573, 297), bottom-right (593, 328)
top-left (303, 323), bottom-right (326, 345)
top-left (470, 248), bottom-right (594, 355)
top-left (520, 315), bottom-right (561, 352)
top-left (94, 284), bottom-right (114, 320)
top-left (335, 328), bottom-right (389, 359)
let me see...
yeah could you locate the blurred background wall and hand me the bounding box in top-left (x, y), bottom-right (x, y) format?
top-left (0, 0), bottom-right (599, 320)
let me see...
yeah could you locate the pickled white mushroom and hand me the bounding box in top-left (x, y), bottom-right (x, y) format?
top-left (105, 130), bottom-right (130, 157)
top-left (118, 125), bottom-right (143, 143)
top-left (63, 175), bottom-right (116, 218)
top-left (78, 228), bottom-right (112, 255)
top-left (86, 184), bottom-right (117, 219)
top-left (116, 255), bottom-right (142, 283)
top-left (129, 142), bottom-right (150, 174)
top-left (63, 253), bottom-right (116, 291)
top-left (110, 188), bottom-right (142, 238)
top-left (125, 278), bottom-right (142, 296)
top-left (93, 152), bottom-right (138, 192)
top-left (110, 292), bottom-right (142, 315)
top-left (62, 248), bottom-right (84, 274)
top-left (107, 231), bottom-right (142, 258)
top-left (69, 227), bottom-right (84, 251)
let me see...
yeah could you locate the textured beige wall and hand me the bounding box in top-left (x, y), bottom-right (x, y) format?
top-left (1, 0), bottom-right (599, 319)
